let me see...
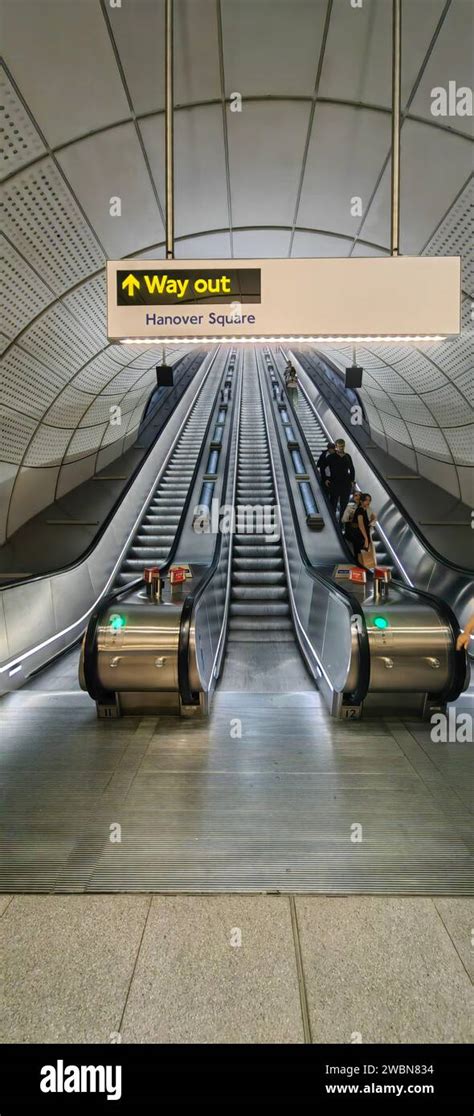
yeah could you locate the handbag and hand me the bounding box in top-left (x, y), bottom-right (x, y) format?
top-left (359, 542), bottom-right (377, 568)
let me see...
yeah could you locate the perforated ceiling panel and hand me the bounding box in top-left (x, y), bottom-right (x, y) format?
top-left (0, 0), bottom-right (473, 541)
top-left (66, 425), bottom-right (109, 461)
top-left (1, 346), bottom-right (64, 419)
top-left (24, 425), bottom-right (75, 469)
top-left (102, 364), bottom-right (154, 394)
top-left (1, 235), bottom-right (53, 339)
top-left (42, 386), bottom-right (92, 429)
top-left (100, 421), bottom-right (128, 449)
top-left (73, 351), bottom-right (129, 394)
top-left (2, 157), bottom-right (103, 295)
top-left (405, 423), bottom-right (452, 461)
top-left (0, 406), bottom-right (37, 465)
top-left (424, 177), bottom-right (474, 296)
top-left (387, 394), bottom-right (434, 426)
top-left (383, 350), bottom-right (449, 391)
top-left (363, 389), bottom-right (401, 417)
top-left (78, 395), bottom-right (125, 427)
top-left (425, 383), bottom-right (471, 427)
top-left (364, 367), bottom-right (413, 394)
top-left (362, 401), bottom-right (386, 434)
top-left (0, 64), bottom-right (46, 180)
top-left (380, 413), bottom-right (412, 447)
top-left (62, 275), bottom-right (108, 347)
top-left (444, 425), bottom-right (474, 466)
top-left (19, 303), bottom-right (103, 376)
top-left (454, 368), bottom-right (474, 406)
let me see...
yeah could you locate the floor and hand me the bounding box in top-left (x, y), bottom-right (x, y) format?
top-left (1, 646), bottom-right (472, 893)
top-left (2, 646), bottom-right (473, 1045)
top-left (1, 893), bottom-right (473, 1043)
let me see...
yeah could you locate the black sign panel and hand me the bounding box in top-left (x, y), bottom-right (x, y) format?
top-left (156, 364), bottom-right (174, 387)
top-left (117, 268), bottom-right (261, 306)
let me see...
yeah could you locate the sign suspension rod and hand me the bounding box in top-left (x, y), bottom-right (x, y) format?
top-left (165, 0), bottom-right (175, 260)
top-left (390, 0), bottom-right (402, 257)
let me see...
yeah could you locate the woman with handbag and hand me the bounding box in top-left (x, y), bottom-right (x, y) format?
top-left (352, 494), bottom-right (377, 569)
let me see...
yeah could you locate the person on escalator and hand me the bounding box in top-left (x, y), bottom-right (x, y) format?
top-left (341, 490), bottom-right (361, 554)
top-left (316, 442), bottom-right (336, 484)
top-left (326, 438), bottom-right (355, 517)
top-left (352, 494), bottom-right (376, 568)
top-left (285, 362), bottom-right (298, 388)
top-left (342, 489), bottom-right (361, 520)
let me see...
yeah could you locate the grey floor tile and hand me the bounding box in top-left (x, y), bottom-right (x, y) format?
top-left (1, 895), bottom-right (150, 1043)
top-left (296, 897), bottom-right (474, 1044)
top-left (121, 896), bottom-right (304, 1043)
top-left (0, 895), bottom-right (13, 916)
top-left (433, 898), bottom-right (474, 981)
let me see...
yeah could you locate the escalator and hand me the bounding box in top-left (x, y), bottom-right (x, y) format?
top-left (116, 376), bottom-right (219, 586)
top-left (80, 347), bottom-right (242, 712)
top-left (229, 365), bottom-right (293, 644)
top-left (282, 346), bottom-right (473, 626)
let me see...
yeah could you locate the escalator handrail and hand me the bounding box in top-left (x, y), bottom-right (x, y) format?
top-left (258, 352), bottom-right (370, 706)
top-left (271, 353), bottom-right (363, 565)
top-left (177, 360), bottom-right (242, 705)
top-left (293, 348), bottom-right (474, 578)
top-left (83, 347), bottom-right (233, 700)
top-left (1, 349), bottom-right (206, 592)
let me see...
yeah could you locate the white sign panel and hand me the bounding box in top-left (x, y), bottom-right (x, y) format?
top-left (106, 256), bottom-right (461, 342)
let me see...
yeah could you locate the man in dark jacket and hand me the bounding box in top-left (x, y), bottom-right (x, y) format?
top-left (326, 438), bottom-right (355, 517)
top-left (316, 442), bottom-right (335, 483)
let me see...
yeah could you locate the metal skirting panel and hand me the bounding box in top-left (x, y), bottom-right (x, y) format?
top-left (0, 650), bottom-right (473, 895)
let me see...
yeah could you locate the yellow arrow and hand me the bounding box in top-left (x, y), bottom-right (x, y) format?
top-left (122, 273), bottom-right (140, 297)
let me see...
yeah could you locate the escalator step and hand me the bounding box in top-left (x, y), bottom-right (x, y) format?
top-left (159, 484), bottom-right (190, 492)
top-left (143, 516), bottom-right (180, 525)
top-left (234, 540), bottom-right (280, 550)
top-left (234, 545), bottom-right (281, 557)
top-left (228, 614), bottom-right (293, 630)
top-left (232, 589), bottom-right (288, 603)
top-left (130, 544), bottom-right (174, 556)
top-left (151, 497), bottom-right (184, 505)
top-left (233, 557), bottom-right (284, 570)
top-left (236, 490), bottom-right (274, 499)
top-left (230, 601), bottom-right (290, 617)
top-left (124, 554), bottom-right (169, 568)
top-left (233, 571), bottom-right (285, 585)
top-left (139, 523), bottom-right (179, 533)
top-left (227, 629), bottom-right (294, 643)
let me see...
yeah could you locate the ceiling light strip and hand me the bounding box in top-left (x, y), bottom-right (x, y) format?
top-left (119, 334), bottom-right (446, 345)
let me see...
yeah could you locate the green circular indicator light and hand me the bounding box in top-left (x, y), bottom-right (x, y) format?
top-left (373, 616), bottom-right (389, 629)
top-left (109, 614), bottom-right (126, 630)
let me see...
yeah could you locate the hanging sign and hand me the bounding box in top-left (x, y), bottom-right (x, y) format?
top-left (106, 257), bottom-right (461, 342)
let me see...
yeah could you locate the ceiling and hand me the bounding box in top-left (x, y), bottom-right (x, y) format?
top-left (1, 0), bottom-right (473, 542)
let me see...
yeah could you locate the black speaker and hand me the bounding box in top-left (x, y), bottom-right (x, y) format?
top-left (345, 365), bottom-right (363, 389)
top-left (156, 364), bottom-right (174, 387)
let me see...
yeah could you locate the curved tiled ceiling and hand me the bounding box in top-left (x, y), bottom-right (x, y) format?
top-left (1, 0), bottom-right (473, 542)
